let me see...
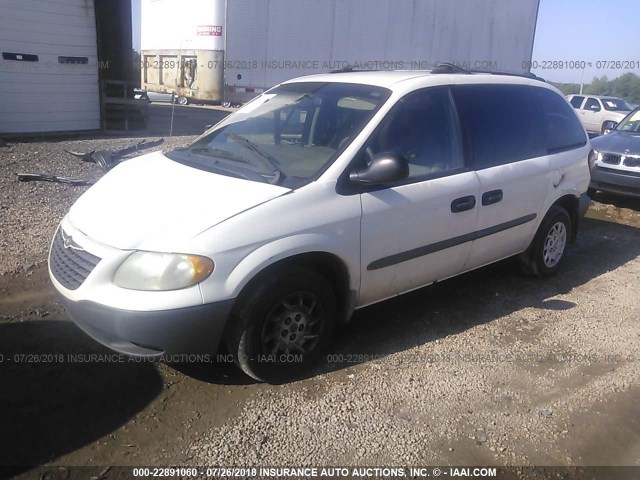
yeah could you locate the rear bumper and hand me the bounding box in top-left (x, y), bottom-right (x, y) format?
top-left (590, 166), bottom-right (640, 197)
top-left (59, 295), bottom-right (234, 359)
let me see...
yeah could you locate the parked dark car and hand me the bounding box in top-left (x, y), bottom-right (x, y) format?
top-left (589, 107), bottom-right (640, 197)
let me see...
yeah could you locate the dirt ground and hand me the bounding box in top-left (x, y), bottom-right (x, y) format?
top-left (0, 126), bottom-right (639, 477)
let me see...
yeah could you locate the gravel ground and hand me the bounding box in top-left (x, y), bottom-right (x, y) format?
top-left (189, 241), bottom-right (640, 466)
top-left (0, 134), bottom-right (639, 472)
top-left (0, 135), bottom-right (196, 275)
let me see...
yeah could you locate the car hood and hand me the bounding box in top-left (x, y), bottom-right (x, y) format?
top-left (67, 151), bottom-right (290, 250)
top-left (591, 131), bottom-right (640, 155)
top-left (610, 111), bottom-right (631, 120)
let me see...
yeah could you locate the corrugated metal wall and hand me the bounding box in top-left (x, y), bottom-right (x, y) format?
top-left (0, 0), bottom-right (101, 133)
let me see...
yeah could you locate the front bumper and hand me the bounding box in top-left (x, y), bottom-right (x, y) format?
top-left (59, 295), bottom-right (235, 359)
top-left (590, 165), bottom-right (640, 197)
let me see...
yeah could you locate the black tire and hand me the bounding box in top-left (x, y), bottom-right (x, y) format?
top-left (221, 101), bottom-right (232, 108)
top-left (177, 96), bottom-right (189, 105)
top-left (587, 187), bottom-right (597, 199)
top-left (520, 206), bottom-right (572, 277)
top-left (225, 267), bottom-right (336, 383)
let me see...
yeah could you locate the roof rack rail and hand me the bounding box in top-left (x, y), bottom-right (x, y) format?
top-left (330, 66), bottom-right (355, 73)
top-left (431, 62), bottom-right (470, 74)
top-left (329, 66), bottom-right (381, 74)
top-left (431, 62), bottom-right (545, 82)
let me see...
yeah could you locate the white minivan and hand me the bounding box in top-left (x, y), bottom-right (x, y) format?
top-left (49, 69), bottom-right (591, 382)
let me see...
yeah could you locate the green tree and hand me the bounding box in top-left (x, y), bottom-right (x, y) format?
top-left (610, 73), bottom-right (640, 104)
top-left (584, 76), bottom-right (611, 96)
top-left (581, 73), bottom-right (640, 104)
top-left (550, 82), bottom-right (581, 96)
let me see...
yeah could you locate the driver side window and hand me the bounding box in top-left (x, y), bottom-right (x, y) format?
top-left (360, 87), bottom-right (465, 180)
top-left (583, 97), bottom-right (601, 112)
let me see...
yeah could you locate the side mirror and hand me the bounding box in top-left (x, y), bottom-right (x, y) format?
top-left (349, 153), bottom-right (409, 185)
top-left (602, 121), bottom-right (617, 134)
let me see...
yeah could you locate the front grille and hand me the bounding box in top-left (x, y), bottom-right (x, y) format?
top-left (596, 165), bottom-right (640, 178)
top-left (50, 229), bottom-right (101, 290)
top-left (602, 153), bottom-right (621, 165)
top-left (623, 156), bottom-right (640, 167)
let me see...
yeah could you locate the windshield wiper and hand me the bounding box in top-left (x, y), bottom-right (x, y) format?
top-left (225, 133), bottom-right (285, 184)
top-left (168, 147), bottom-right (269, 183)
top-left (185, 146), bottom-right (251, 163)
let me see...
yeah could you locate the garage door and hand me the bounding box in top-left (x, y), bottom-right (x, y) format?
top-left (0, 0), bottom-right (100, 133)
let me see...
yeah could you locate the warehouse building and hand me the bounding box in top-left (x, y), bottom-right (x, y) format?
top-left (0, 0), bottom-right (136, 134)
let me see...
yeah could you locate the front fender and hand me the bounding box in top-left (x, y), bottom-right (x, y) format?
top-left (199, 233), bottom-right (359, 303)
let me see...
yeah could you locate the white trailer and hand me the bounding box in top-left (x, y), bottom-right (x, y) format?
top-left (141, 0), bottom-right (540, 105)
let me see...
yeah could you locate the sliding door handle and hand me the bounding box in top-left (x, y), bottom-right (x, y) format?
top-left (482, 189), bottom-right (503, 206)
top-left (451, 195), bottom-right (476, 213)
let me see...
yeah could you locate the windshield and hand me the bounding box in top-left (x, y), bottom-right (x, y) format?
top-left (601, 97), bottom-right (633, 111)
top-left (615, 107), bottom-right (640, 133)
top-left (168, 82), bottom-right (391, 188)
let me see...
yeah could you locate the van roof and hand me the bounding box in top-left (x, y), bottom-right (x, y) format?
top-left (284, 68), bottom-right (546, 90)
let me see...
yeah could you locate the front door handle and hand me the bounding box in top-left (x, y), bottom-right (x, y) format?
top-left (451, 195), bottom-right (476, 213)
top-left (482, 189), bottom-right (503, 206)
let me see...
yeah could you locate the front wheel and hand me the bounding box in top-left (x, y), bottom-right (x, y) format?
top-left (176, 96), bottom-right (189, 105)
top-left (225, 267), bottom-right (336, 383)
top-left (520, 206), bottom-right (572, 277)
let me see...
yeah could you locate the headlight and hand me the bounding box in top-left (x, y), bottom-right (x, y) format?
top-left (113, 252), bottom-right (214, 291)
top-left (588, 149), bottom-right (601, 171)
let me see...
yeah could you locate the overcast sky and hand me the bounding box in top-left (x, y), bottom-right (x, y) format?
top-left (131, 0), bottom-right (640, 84)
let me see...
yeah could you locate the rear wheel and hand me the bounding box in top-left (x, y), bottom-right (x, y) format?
top-left (520, 206), bottom-right (572, 277)
top-left (225, 267), bottom-right (336, 383)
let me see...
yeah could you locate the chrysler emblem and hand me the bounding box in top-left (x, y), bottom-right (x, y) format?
top-left (61, 229), bottom-right (82, 251)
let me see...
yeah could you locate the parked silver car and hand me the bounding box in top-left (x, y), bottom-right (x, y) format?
top-left (134, 89), bottom-right (189, 105)
top-left (567, 94), bottom-right (633, 135)
top-left (589, 107), bottom-right (640, 197)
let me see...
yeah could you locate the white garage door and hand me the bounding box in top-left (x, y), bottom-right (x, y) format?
top-left (0, 0), bottom-right (100, 133)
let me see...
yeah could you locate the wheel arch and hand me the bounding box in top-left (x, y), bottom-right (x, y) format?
top-left (229, 248), bottom-right (356, 326)
top-left (550, 194), bottom-right (580, 242)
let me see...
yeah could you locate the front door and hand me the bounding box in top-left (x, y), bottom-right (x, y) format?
top-left (356, 87), bottom-right (480, 306)
top-left (581, 97), bottom-right (602, 132)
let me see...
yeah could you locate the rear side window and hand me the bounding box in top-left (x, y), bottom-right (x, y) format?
top-left (569, 96), bottom-right (584, 108)
top-left (534, 88), bottom-right (588, 153)
top-left (453, 85), bottom-right (545, 169)
top-left (453, 84), bottom-right (587, 169)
